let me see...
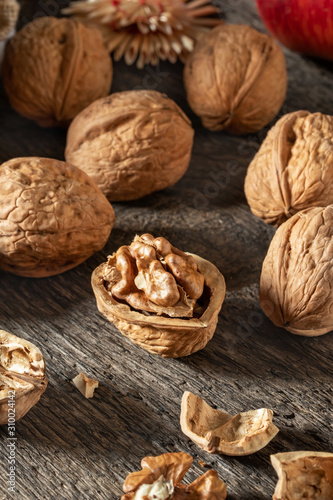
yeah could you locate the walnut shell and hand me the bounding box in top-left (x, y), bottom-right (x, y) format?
top-left (0, 330), bottom-right (47, 424)
top-left (91, 235), bottom-right (225, 358)
top-left (65, 90), bottom-right (194, 201)
top-left (245, 111), bottom-right (333, 226)
top-left (180, 391), bottom-right (279, 456)
top-left (184, 24), bottom-right (287, 134)
top-left (0, 157), bottom-right (115, 277)
top-left (271, 451), bottom-right (333, 500)
top-left (260, 205), bottom-right (333, 336)
top-left (121, 452), bottom-right (227, 500)
top-left (2, 16), bottom-right (113, 127)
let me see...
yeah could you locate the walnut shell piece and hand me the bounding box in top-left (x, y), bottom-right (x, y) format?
top-left (121, 452), bottom-right (227, 500)
top-left (271, 451), bottom-right (333, 500)
top-left (0, 330), bottom-right (47, 425)
top-left (91, 234), bottom-right (225, 358)
top-left (0, 157), bottom-right (115, 277)
top-left (260, 205), bottom-right (333, 336)
top-left (180, 391), bottom-right (279, 456)
top-left (183, 24), bottom-right (287, 134)
top-left (65, 90), bottom-right (194, 201)
top-left (72, 372), bottom-right (99, 399)
top-left (245, 111), bottom-right (333, 226)
top-left (2, 16), bottom-right (112, 127)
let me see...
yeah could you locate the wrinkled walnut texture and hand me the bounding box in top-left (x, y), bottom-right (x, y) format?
top-left (260, 205), bottom-right (333, 336)
top-left (2, 16), bottom-right (112, 127)
top-left (91, 234), bottom-right (226, 357)
top-left (245, 111), bottom-right (333, 226)
top-left (0, 157), bottom-right (115, 277)
top-left (0, 330), bottom-right (47, 425)
top-left (271, 451), bottom-right (333, 500)
top-left (184, 24), bottom-right (287, 134)
top-left (121, 452), bottom-right (227, 500)
top-left (108, 234), bottom-right (204, 316)
top-left (65, 90), bottom-right (194, 201)
top-left (180, 391), bottom-right (279, 456)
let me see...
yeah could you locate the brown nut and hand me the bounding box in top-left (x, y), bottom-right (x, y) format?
top-left (121, 452), bottom-right (227, 500)
top-left (184, 24), bottom-right (287, 134)
top-left (260, 205), bottom-right (333, 336)
top-left (0, 330), bottom-right (47, 425)
top-left (271, 451), bottom-right (333, 500)
top-left (245, 111), bottom-right (333, 226)
top-left (2, 16), bottom-right (112, 127)
top-left (180, 391), bottom-right (279, 456)
top-left (65, 90), bottom-right (194, 201)
top-left (0, 157), bottom-right (115, 277)
top-left (91, 234), bottom-right (225, 357)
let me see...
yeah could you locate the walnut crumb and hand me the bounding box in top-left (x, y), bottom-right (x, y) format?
top-left (72, 372), bottom-right (99, 399)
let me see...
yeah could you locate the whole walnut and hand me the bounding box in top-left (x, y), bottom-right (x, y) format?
top-left (260, 205), bottom-right (333, 336)
top-left (184, 24), bottom-right (287, 134)
top-left (2, 16), bottom-right (113, 127)
top-left (245, 111), bottom-right (333, 226)
top-left (92, 234), bottom-right (226, 357)
top-left (0, 157), bottom-right (115, 277)
top-left (65, 90), bottom-right (194, 201)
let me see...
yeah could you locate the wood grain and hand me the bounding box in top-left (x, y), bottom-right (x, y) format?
top-left (0, 1), bottom-right (332, 499)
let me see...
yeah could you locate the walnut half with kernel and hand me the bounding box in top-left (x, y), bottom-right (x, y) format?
top-left (91, 234), bottom-right (226, 357)
top-left (0, 330), bottom-right (47, 425)
top-left (271, 451), bottom-right (333, 500)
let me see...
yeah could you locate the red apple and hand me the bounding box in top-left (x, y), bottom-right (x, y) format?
top-left (256, 0), bottom-right (333, 60)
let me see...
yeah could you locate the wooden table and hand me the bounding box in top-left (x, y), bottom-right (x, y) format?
top-left (0, 1), bottom-right (332, 499)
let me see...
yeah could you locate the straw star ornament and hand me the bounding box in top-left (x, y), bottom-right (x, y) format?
top-left (63, 0), bottom-right (222, 68)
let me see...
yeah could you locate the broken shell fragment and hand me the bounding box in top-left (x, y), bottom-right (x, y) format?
top-left (91, 234), bottom-right (226, 358)
top-left (0, 330), bottom-right (47, 424)
top-left (121, 451), bottom-right (227, 500)
top-left (180, 391), bottom-right (279, 455)
top-left (271, 451), bottom-right (333, 500)
top-left (72, 372), bottom-right (99, 399)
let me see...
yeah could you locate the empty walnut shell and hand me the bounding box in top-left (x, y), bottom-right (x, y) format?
top-left (180, 391), bottom-right (279, 456)
top-left (260, 205), bottom-right (333, 336)
top-left (0, 330), bottom-right (47, 424)
top-left (0, 157), bottom-right (115, 277)
top-left (271, 451), bottom-right (333, 500)
top-left (245, 111), bottom-right (333, 226)
top-left (184, 24), bottom-right (287, 134)
top-left (2, 16), bottom-right (112, 127)
top-left (91, 234), bottom-right (226, 357)
top-left (121, 452), bottom-right (227, 500)
top-left (65, 90), bottom-right (194, 201)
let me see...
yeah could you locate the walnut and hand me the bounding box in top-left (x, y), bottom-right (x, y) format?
top-left (260, 205), bottom-right (333, 336)
top-left (245, 111), bottom-right (333, 226)
top-left (0, 157), bottom-right (115, 277)
top-left (72, 372), bottom-right (99, 398)
top-left (121, 452), bottom-right (227, 500)
top-left (0, 330), bottom-right (47, 424)
top-left (271, 451), bottom-right (333, 500)
top-left (65, 90), bottom-right (194, 201)
top-left (2, 16), bottom-right (112, 127)
top-left (183, 24), bottom-right (287, 134)
top-left (91, 234), bottom-right (225, 357)
top-left (180, 391), bottom-right (279, 456)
